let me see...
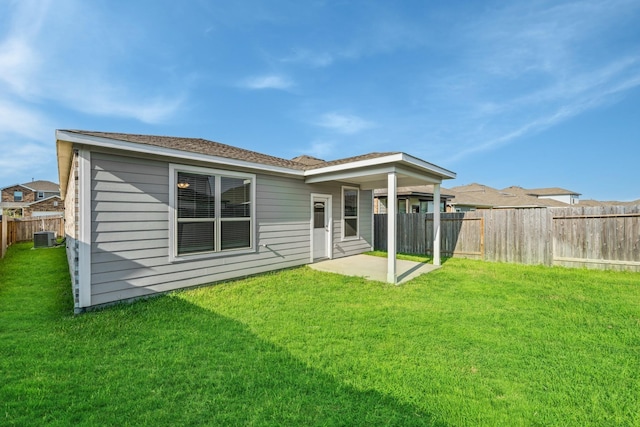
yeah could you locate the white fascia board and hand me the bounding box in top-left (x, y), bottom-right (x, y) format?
top-left (55, 130), bottom-right (305, 178)
top-left (398, 153), bottom-right (456, 179)
top-left (305, 164), bottom-right (443, 186)
top-left (304, 153), bottom-right (456, 180)
top-left (304, 154), bottom-right (405, 177)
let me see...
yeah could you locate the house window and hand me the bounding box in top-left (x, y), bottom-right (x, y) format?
top-left (171, 165), bottom-right (254, 258)
top-left (342, 187), bottom-right (359, 239)
top-left (37, 191), bottom-right (45, 199)
top-left (378, 197), bottom-right (388, 214)
top-left (398, 198), bottom-right (407, 214)
top-left (14, 191), bottom-right (23, 202)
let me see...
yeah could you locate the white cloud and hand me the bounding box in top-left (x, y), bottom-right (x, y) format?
top-left (429, 0), bottom-right (640, 161)
top-left (0, 100), bottom-right (51, 141)
top-left (0, 0), bottom-right (185, 124)
top-left (241, 74), bottom-right (294, 90)
top-left (0, 141), bottom-right (54, 183)
top-left (0, 36), bottom-right (41, 98)
top-left (298, 139), bottom-right (336, 159)
top-left (315, 112), bottom-right (373, 135)
top-left (55, 81), bottom-right (186, 124)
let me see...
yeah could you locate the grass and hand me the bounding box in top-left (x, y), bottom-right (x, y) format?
top-left (1, 243), bottom-right (639, 426)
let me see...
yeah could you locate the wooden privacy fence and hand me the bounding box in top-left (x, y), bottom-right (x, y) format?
top-left (0, 216), bottom-right (64, 258)
top-left (374, 205), bottom-right (640, 271)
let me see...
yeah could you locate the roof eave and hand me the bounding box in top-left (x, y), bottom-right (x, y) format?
top-left (56, 130), bottom-right (306, 179)
top-left (304, 152), bottom-right (456, 180)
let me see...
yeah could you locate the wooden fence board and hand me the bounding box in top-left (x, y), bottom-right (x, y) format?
top-left (374, 205), bottom-right (640, 272)
top-left (0, 216), bottom-right (64, 257)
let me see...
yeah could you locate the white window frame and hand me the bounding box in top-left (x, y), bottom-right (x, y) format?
top-left (37, 191), bottom-right (45, 199)
top-left (169, 164), bottom-right (256, 262)
top-left (14, 191), bottom-right (23, 202)
top-left (341, 186), bottom-right (359, 240)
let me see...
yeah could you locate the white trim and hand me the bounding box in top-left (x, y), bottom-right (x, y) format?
top-left (78, 149), bottom-right (92, 308)
top-left (305, 153), bottom-right (456, 180)
top-left (387, 172), bottom-right (397, 284)
top-left (305, 165), bottom-right (443, 187)
top-left (305, 165), bottom-right (397, 184)
top-left (341, 186), bottom-right (360, 241)
top-left (57, 130), bottom-right (305, 178)
top-left (310, 193), bottom-right (333, 262)
top-left (168, 163), bottom-right (256, 262)
top-left (433, 183), bottom-right (441, 266)
top-left (371, 189), bottom-right (375, 249)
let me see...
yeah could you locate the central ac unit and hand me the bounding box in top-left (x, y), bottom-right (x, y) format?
top-left (34, 231), bottom-right (56, 248)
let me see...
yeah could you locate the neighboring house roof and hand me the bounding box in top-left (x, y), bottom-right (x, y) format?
top-left (23, 180), bottom-right (60, 192)
top-left (28, 195), bottom-right (62, 206)
top-left (1, 180), bottom-right (59, 192)
top-left (0, 196), bottom-right (62, 210)
top-left (448, 183), bottom-right (569, 208)
top-left (579, 198), bottom-right (640, 207)
top-left (374, 185), bottom-right (455, 199)
top-left (523, 187), bottom-right (581, 196)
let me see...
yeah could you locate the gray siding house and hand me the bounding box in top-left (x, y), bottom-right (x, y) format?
top-left (56, 130), bottom-right (455, 312)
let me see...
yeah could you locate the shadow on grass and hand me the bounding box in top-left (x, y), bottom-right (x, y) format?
top-left (1, 245), bottom-right (447, 426)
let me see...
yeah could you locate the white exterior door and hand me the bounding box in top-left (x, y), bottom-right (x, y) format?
top-left (311, 195), bottom-right (331, 261)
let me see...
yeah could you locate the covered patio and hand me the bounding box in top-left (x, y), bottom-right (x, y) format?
top-left (309, 254), bottom-right (440, 284)
top-left (304, 152), bottom-right (456, 284)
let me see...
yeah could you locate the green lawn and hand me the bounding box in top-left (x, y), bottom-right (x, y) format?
top-left (1, 243), bottom-right (639, 426)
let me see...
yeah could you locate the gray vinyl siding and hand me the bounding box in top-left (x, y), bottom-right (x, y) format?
top-left (88, 152), bottom-right (373, 307)
top-left (332, 188), bottom-right (373, 258)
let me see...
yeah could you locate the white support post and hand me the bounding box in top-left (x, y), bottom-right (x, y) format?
top-left (433, 183), bottom-right (441, 266)
top-left (387, 172), bottom-right (397, 284)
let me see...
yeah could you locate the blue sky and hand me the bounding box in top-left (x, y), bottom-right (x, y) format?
top-left (1, 0), bottom-right (639, 201)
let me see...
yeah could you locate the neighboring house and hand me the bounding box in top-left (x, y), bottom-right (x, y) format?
top-left (373, 185), bottom-right (454, 213)
top-left (447, 183), bottom-right (570, 211)
top-left (504, 186), bottom-right (580, 205)
top-left (56, 130), bottom-right (456, 312)
top-left (578, 198), bottom-right (640, 207)
top-left (0, 180), bottom-right (62, 217)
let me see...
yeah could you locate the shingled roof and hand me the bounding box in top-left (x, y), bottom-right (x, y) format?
top-left (21, 180), bottom-right (60, 192)
top-left (448, 183), bottom-right (570, 208)
top-left (65, 130), bottom-right (398, 172)
top-left (503, 186), bottom-right (581, 197)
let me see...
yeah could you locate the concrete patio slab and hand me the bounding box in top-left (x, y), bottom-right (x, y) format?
top-left (309, 254), bottom-right (439, 284)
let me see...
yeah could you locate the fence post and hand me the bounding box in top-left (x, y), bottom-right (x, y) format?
top-left (1, 214), bottom-right (6, 259)
top-left (433, 184), bottom-right (441, 266)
